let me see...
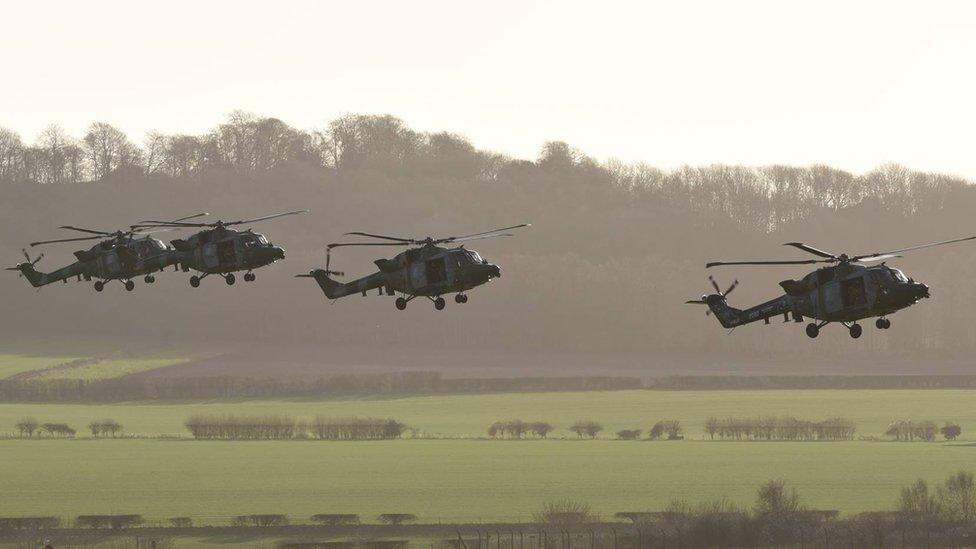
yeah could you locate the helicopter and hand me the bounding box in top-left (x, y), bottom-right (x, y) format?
top-left (132, 210), bottom-right (308, 287)
top-left (688, 236), bottom-right (976, 339)
top-left (297, 223), bottom-right (530, 310)
top-left (7, 213), bottom-right (208, 292)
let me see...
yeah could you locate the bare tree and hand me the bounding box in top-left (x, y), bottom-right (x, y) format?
top-left (83, 122), bottom-right (141, 180)
top-left (939, 471), bottom-right (976, 523)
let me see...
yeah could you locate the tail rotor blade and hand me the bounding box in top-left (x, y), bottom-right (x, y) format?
top-left (709, 275), bottom-right (721, 294)
top-left (724, 280), bottom-right (738, 296)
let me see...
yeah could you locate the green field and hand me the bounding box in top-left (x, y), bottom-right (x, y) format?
top-left (1, 389), bottom-right (973, 439)
top-left (0, 353), bottom-right (84, 379)
top-left (0, 389), bottom-right (975, 525)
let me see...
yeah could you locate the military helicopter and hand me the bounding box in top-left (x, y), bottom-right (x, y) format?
top-left (688, 236), bottom-right (976, 339)
top-left (132, 210), bottom-right (307, 287)
top-left (298, 223), bottom-right (529, 310)
top-left (8, 213), bottom-right (208, 292)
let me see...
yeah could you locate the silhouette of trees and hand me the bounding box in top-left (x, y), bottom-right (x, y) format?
top-left (169, 517), bottom-right (193, 528)
top-left (487, 420), bottom-right (554, 438)
top-left (89, 418), bottom-right (123, 438)
top-left (533, 500), bottom-right (595, 525)
top-left (39, 423), bottom-right (75, 437)
top-left (310, 514), bottom-right (360, 526)
top-left (616, 429), bottom-right (642, 440)
top-left (231, 514), bottom-right (289, 527)
top-left (15, 417), bottom-right (38, 437)
top-left (706, 417), bottom-right (855, 441)
top-left (377, 514), bottom-right (416, 526)
top-left (184, 414), bottom-right (407, 440)
top-left (885, 420), bottom-right (938, 441)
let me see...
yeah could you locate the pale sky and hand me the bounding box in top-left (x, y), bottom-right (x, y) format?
top-left (3, 1), bottom-right (976, 178)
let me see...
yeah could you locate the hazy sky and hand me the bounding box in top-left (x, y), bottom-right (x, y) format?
top-left (3, 1), bottom-right (976, 178)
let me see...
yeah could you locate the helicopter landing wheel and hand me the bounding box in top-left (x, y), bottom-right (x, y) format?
top-left (124, 280), bottom-right (135, 292)
top-left (225, 273), bottom-right (236, 286)
top-left (395, 297), bottom-right (407, 310)
top-left (144, 275), bottom-right (155, 284)
top-left (434, 297), bottom-right (446, 311)
top-left (883, 318), bottom-right (891, 329)
top-left (94, 281), bottom-right (104, 292)
top-left (455, 294), bottom-right (468, 304)
top-left (849, 323), bottom-right (862, 339)
top-left (190, 276), bottom-right (201, 288)
top-left (805, 322), bottom-right (819, 338)
top-left (244, 273), bottom-right (255, 282)
top-left (876, 318), bottom-right (888, 330)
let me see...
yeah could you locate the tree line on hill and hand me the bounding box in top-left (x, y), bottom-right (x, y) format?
top-left (183, 414), bottom-right (408, 440)
top-left (13, 418), bottom-right (75, 438)
top-left (0, 373), bottom-right (639, 403)
top-left (6, 112), bottom-right (976, 362)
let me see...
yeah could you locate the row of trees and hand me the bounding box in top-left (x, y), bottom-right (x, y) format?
top-left (487, 420), bottom-right (555, 438)
top-left (616, 420), bottom-right (684, 440)
top-left (184, 414), bottom-right (408, 440)
top-left (703, 416), bottom-right (856, 441)
top-left (14, 418), bottom-right (75, 438)
top-left (885, 420), bottom-right (961, 441)
top-left (88, 418), bottom-right (123, 437)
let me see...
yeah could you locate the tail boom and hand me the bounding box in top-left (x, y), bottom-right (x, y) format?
top-left (706, 294), bottom-right (794, 329)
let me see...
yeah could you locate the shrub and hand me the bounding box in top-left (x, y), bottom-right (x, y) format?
top-left (616, 429), bottom-right (641, 440)
top-left (533, 500), bottom-right (595, 525)
top-left (310, 514), bottom-right (360, 526)
top-left (941, 423), bottom-right (962, 441)
top-left (377, 514), bottom-right (416, 526)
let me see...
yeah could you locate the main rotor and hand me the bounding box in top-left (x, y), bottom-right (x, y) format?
top-left (132, 210), bottom-right (308, 231)
top-left (28, 213), bottom-right (210, 248)
top-left (706, 236), bottom-right (976, 269)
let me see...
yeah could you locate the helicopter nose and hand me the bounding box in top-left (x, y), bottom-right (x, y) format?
top-left (272, 246), bottom-right (285, 260)
top-left (488, 264), bottom-right (500, 278)
top-left (914, 282), bottom-right (930, 299)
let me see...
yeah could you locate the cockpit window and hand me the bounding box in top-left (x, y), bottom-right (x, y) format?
top-left (890, 268), bottom-right (909, 283)
top-left (257, 235), bottom-right (269, 245)
top-left (467, 251), bottom-right (483, 263)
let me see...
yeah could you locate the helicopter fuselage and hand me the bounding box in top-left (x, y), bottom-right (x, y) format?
top-left (306, 244), bottom-right (501, 305)
top-left (173, 227), bottom-right (285, 285)
top-left (14, 237), bottom-right (178, 289)
top-left (704, 262), bottom-right (930, 335)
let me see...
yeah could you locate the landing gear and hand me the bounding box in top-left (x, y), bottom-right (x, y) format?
top-left (805, 323), bottom-right (819, 338)
top-left (94, 281), bottom-right (104, 292)
top-left (876, 318), bottom-right (891, 330)
top-left (434, 297), bottom-right (446, 310)
top-left (144, 275), bottom-right (155, 284)
top-left (395, 297), bottom-right (407, 310)
top-left (243, 272), bottom-right (255, 282)
top-left (190, 275), bottom-right (201, 288)
top-left (455, 294), bottom-right (468, 304)
top-left (225, 273), bottom-right (236, 286)
top-left (849, 323), bottom-right (862, 339)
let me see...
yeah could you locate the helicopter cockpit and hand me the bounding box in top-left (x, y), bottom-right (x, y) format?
top-left (240, 233), bottom-right (270, 248)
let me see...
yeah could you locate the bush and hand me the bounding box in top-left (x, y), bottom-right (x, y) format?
top-left (169, 517), bottom-right (193, 528)
top-left (75, 515), bottom-right (143, 529)
top-left (569, 420), bottom-right (602, 439)
top-left (941, 423), bottom-right (962, 441)
top-left (310, 514), bottom-right (360, 526)
top-left (0, 517), bottom-right (60, 530)
top-left (231, 514), bottom-right (289, 527)
top-left (616, 429), bottom-right (641, 440)
top-left (377, 513), bottom-right (416, 526)
top-left (533, 500), bottom-right (596, 525)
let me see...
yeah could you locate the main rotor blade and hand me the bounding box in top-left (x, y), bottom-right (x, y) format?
top-left (707, 259), bottom-right (826, 268)
top-left (225, 209), bottom-right (309, 226)
top-left (133, 221), bottom-right (207, 228)
top-left (327, 242), bottom-right (412, 250)
top-left (344, 231), bottom-right (415, 243)
top-left (444, 223), bottom-right (531, 242)
top-left (171, 212), bottom-right (210, 223)
top-left (58, 225), bottom-right (113, 236)
top-left (851, 235), bottom-right (976, 261)
top-left (130, 227), bottom-right (176, 236)
top-left (685, 299), bottom-right (707, 304)
top-left (30, 235), bottom-right (105, 247)
top-left (442, 233), bottom-right (514, 244)
top-left (783, 242), bottom-right (837, 259)
top-left (852, 254), bottom-right (902, 263)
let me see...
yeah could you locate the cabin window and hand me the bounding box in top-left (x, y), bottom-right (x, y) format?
top-left (426, 257), bottom-right (447, 284)
top-left (841, 277), bottom-right (867, 307)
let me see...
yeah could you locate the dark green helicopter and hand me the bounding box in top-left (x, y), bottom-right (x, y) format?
top-left (689, 236), bottom-right (976, 338)
top-left (132, 210), bottom-right (307, 287)
top-left (8, 213), bottom-right (208, 292)
top-left (298, 224), bottom-right (529, 310)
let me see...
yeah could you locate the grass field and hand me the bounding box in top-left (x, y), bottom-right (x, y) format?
top-left (38, 356), bottom-right (192, 380)
top-left (1, 438), bottom-right (974, 523)
top-left (0, 389), bottom-right (973, 439)
top-left (0, 353), bottom-right (83, 379)
top-left (0, 389), bottom-right (975, 526)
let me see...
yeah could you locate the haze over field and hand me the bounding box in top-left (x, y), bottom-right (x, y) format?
top-left (3, 1), bottom-right (976, 377)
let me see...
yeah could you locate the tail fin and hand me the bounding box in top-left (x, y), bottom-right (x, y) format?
top-left (705, 295), bottom-right (744, 329)
top-left (298, 269), bottom-right (351, 299)
top-left (7, 263), bottom-right (48, 288)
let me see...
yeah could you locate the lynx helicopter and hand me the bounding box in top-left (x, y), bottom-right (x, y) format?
top-left (132, 210), bottom-right (308, 287)
top-left (297, 223), bottom-right (530, 310)
top-left (687, 236), bottom-right (976, 339)
top-left (7, 213), bottom-right (209, 292)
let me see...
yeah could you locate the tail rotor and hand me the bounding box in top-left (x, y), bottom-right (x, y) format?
top-left (6, 249), bottom-right (44, 277)
top-left (687, 275), bottom-right (738, 316)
